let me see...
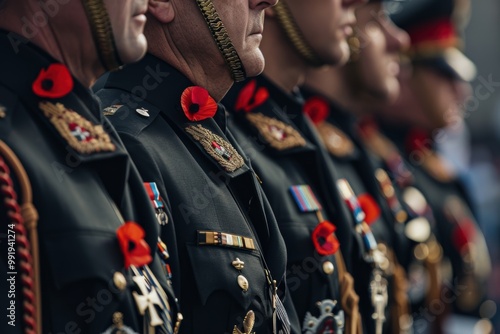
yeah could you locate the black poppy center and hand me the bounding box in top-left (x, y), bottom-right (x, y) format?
top-left (189, 104), bottom-right (200, 113)
top-left (41, 79), bottom-right (54, 91)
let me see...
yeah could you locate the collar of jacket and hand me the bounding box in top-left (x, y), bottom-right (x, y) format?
top-left (103, 53), bottom-right (228, 132)
top-left (0, 30), bottom-right (133, 215)
top-left (223, 74), bottom-right (316, 154)
top-left (300, 86), bottom-right (361, 161)
top-left (0, 30), bottom-right (103, 122)
top-left (103, 53), bottom-right (253, 181)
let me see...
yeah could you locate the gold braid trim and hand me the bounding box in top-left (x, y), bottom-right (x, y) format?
top-left (273, 2), bottom-right (324, 67)
top-left (335, 251), bottom-right (363, 334)
top-left (195, 0), bottom-right (246, 82)
top-left (82, 0), bottom-right (123, 71)
top-left (0, 141), bottom-right (41, 333)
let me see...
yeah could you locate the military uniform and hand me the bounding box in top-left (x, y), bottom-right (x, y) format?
top-left (95, 54), bottom-right (289, 334)
top-left (386, 0), bottom-right (492, 326)
top-left (0, 31), bottom-right (179, 333)
top-left (379, 125), bottom-right (491, 319)
top-left (299, 89), bottom-right (412, 334)
top-left (222, 76), bottom-right (362, 334)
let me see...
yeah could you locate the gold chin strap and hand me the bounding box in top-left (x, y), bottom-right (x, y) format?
top-left (195, 0), bottom-right (246, 82)
top-left (82, 0), bottom-right (123, 71)
top-left (273, 2), bottom-right (324, 67)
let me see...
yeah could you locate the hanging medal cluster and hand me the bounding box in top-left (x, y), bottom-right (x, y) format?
top-left (337, 179), bottom-right (389, 334)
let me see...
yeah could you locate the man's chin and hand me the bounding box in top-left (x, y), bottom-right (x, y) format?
top-left (241, 55), bottom-right (265, 78)
top-left (117, 37), bottom-right (148, 65)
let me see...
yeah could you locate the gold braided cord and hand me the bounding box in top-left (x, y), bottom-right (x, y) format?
top-left (273, 2), bottom-right (324, 67)
top-left (82, 0), bottom-right (123, 71)
top-left (195, 0), bottom-right (246, 82)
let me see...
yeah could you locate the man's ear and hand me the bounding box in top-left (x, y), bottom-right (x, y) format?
top-left (148, 0), bottom-right (174, 24)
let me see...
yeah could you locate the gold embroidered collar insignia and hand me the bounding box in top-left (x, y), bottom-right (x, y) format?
top-left (39, 102), bottom-right (116, 154)
top-left (316, 122), bottom-right (354, 158)
top-left (246, 112), bottom-right (306, 150)
top-left (185, 124), bottom-right (244, 173)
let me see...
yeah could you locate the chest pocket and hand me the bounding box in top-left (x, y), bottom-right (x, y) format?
top-left (186, 244), bottom-right (268, 311)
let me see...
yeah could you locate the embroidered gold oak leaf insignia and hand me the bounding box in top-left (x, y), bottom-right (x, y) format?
top-left (246, 112), bottom-right (306, 150)
top-left (39, 102), bottom-right (115, 154)
top-left (185, 124), bottom-right (244, 173)
top-left (316, 122), bottom-right (354, 158)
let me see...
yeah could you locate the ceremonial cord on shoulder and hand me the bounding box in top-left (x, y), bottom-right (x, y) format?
top-left (0, 141), bottom-right (40, 334)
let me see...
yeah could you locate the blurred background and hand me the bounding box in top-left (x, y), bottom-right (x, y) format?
top-left (448, 0), bottom-right (500, 332)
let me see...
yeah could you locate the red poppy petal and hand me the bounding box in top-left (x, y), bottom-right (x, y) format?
top-left (117, 222), bottom-right (152, 268)
top-left (303, 97), bottom-right (330, 124)
top-left (191, 86), bottom-right (209, 106)
top-left (358, 193), bottom-right (381, 225)
top-left (32, 63), bottom-right (73, 99)
top-left (248, 87), bottom-right (269, 111)
top-left (126, 239), bottom-right (153, 268)
top-left (312, 221), bottom-right (340, 256)
top-left (235, 80), bottom-right (257, 111)
top-left (181, 86), bottom-right (218, 122)
top-left (357, 116), bottom-right (378, 139)
top-left (406, 128), bottom-right (431, 153)
top-left (452, 218), bottom-right (476, 252)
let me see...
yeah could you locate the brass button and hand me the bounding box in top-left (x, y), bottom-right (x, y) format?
top-left (322, 261), bottom-right (335, 275)
top-left (113, 272), bottom-right (127, 291)
top-left (237, 275), bottom-right (249, 292)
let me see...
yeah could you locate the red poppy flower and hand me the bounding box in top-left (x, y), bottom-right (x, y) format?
top-left (452, 218), bottom-right (476, 252)
top-left (117, 222), bottom-right (152, 268)
top-left (358, 193), bottom-right (381, 225)
top-left (32, 63), bottom-right (74, 99)
top-left (234, 79), bottom-right (269, 112)
top-left (406, 128), bottom-right (432, 154)
top-left (181, 86), bottom-right (218, 121)
top-left (312, 221), bottom-right (340, 256)
top-left (303, 97), bottom-right (330, 125)
top-left (357, 116), bottom-right (378, 139)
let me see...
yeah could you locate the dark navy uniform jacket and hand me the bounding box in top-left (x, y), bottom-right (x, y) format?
top-left (0, 32), bottom-right (178, 333)
top-left (380, 123), bottom-right (491, 318)
top-left (222, 76), bottom-right (360, 332)
top-left (96, 54), bottom-right (288, 334)
top-left (299, 89), bottom-right (412, 334)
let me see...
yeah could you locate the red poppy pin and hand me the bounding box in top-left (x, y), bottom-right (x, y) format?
top-left (181, 86), bottom-right (218, 121)
top-left (303, 97), bottom-right (330, 125)
top-left (452, 218), bottom-right (476, 252)
top-left (32, 63), bottom-right (74, 99)
top-left (357, 116), bottom-right (378, 139)
top-left (117, 222), bottom-right (152, 269)
top-left (406, 128), bottom-right (432, 154)
top-left (234, 79), bottom-right (269, 112)
top-left (358, 193), bottom-right (381, 225)
top-left (312, 221), bottom-right (340, 256)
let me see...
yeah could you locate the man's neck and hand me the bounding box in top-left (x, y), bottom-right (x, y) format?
top-left (0, 6), bottom-right (102, 88)
top-left (260, 19), bottom-right (307, 94)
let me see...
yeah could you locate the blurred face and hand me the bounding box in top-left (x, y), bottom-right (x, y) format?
top-left (350, 2), bottom-right (409, 103)
top-left (214, 0), bottom-right (278, 77)
top-left (378, 64), bottom-right (470, 131)
top-left (412, 66), bottom-right (470, 130)
top-left (104, 0), bottom-right (148, 64)
top-left (287, 0), bottom-right (364, 66)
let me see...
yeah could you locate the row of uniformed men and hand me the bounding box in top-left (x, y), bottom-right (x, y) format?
top-left (0, 0), bottom-right (491, 333)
